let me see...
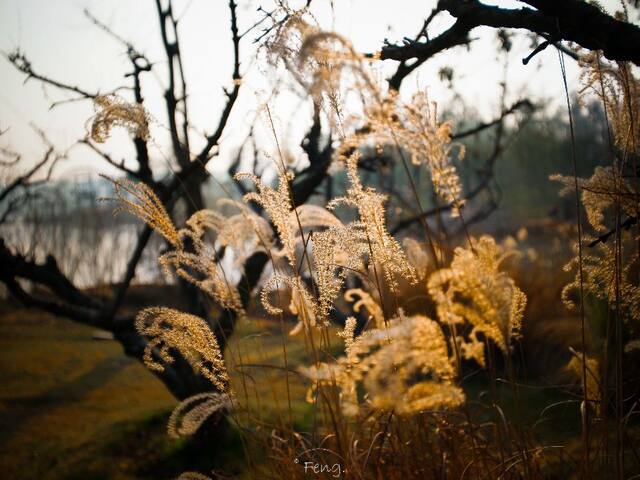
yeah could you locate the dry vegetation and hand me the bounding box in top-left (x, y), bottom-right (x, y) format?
top-left (84, 8), bottom-right (640, 479)
top-left (2, 1), bottom-right (640, 479)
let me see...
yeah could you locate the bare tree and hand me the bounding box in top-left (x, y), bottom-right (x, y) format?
top-left (0, 0), bottom-right (338, 401)
top-left (2, 0), bottom-right (247, 399)
top-left (1, 0), bottom-right (638, 406)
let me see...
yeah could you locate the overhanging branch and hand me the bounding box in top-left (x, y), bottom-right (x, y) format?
top-left (381, 0), bottom-right (640, 89)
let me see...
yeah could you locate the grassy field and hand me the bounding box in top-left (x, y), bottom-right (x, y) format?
top-left (2, 289), bottom-right (636, 479)
top-left (0, 299), bottom-right (331, 479)
top-left (0, 301), bottom-right (181, 479)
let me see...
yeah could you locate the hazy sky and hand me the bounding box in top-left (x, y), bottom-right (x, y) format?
top-left (0, 0), bottom-right (632, 181)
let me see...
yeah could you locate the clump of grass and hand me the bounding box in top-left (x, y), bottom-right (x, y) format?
top-left (97, 5), bottom-right (640, 479)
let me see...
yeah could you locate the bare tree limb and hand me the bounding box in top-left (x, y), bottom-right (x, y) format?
top-left (196, 0), bottom-right (242, 165)
top-left (292, 104), bottom-right (334, 205)
top-left (80, 139), bottom-right (141, 179)
top-left (380, 0), bottom-right (640, 90)
top-left (0, 146), bottom-right (21, 167)
top-left (0, 239), bottom-right (102, 311)
top-left (383, 17), bottom-right (472, 91)
top-left (5, 50), bottom-right (97, 99)
top-left (588, 216), bottom-right (638, 247)
top-left (0, 148), bottom-right (53, 204)
top-left (155, 0), bottom-right (190, 167)
top-left (84, 8), bottom-right (154, 183)
top-left (452, 99), bottom-right (534, 140)
top-left (1, 276), bottom-right (106, 327)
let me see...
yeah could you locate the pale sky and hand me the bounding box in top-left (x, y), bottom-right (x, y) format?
top-left (0, 0), bottom-right (632, 181)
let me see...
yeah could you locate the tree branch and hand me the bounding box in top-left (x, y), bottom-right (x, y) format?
top-left (292, 105), bottom-right (334, 205)
top-left (5, 50), bottom-right (97, 99)
top-left (588, 216), bottom-right (638, 247)
top-left (0, 239), bottom-right (102, 311)
top-left (84, 8), bottom-right (154, 183)
top-left (196, 0), bottom-right (242, 165)
top-left (381, 0), bottom-right (640, 89)
top-left (384, 18), bottom-right (472, 90)
top-left (1, 276), bottom-right (107, 327)
top-left (452, 99), bottom-right (534, 139)
top-left (155, 0), bottom-right (190, 167)
top-left (0, 147), bottom-right (53, 204)
top-left (80, 139), bottom-right (141, 179)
